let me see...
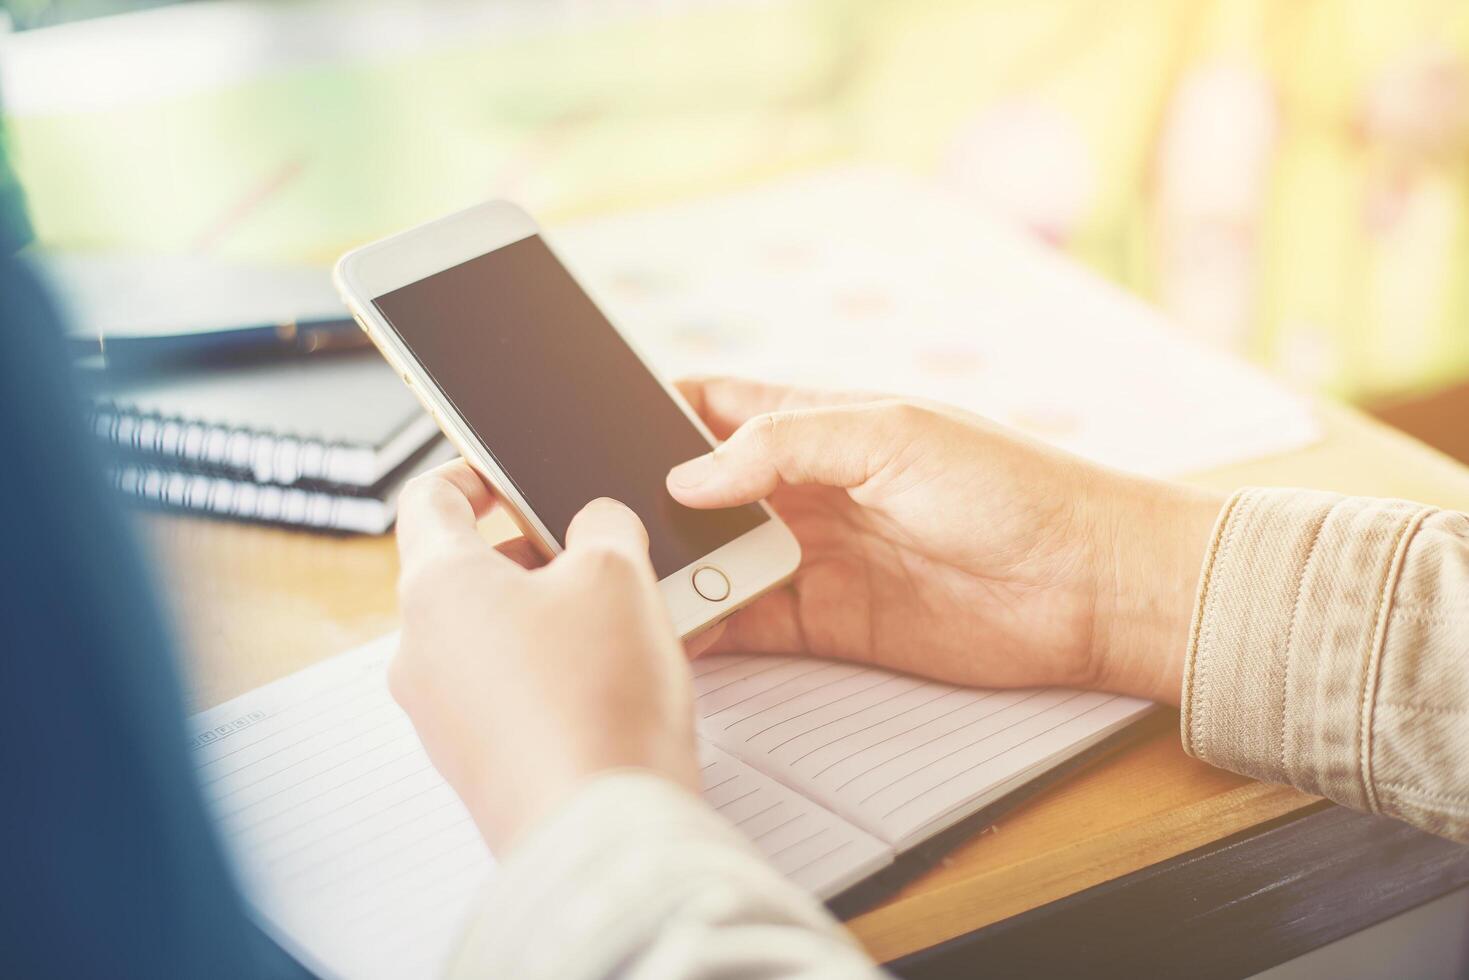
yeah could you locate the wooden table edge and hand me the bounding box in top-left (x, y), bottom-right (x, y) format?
top-left (851, 783), bottom-right (1318, 962)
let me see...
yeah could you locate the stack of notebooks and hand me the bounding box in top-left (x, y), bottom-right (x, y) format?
top-left (87, 352), bottom-right (452, 533)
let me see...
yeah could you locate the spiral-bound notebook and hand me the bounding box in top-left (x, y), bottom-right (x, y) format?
top-left (112, 437), bottom-right (454, 534)
top-left (87, 351), bottom-right (440, 489)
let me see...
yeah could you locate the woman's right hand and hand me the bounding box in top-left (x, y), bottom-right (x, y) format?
top-left (669, 378), bottom-right (1225, 704)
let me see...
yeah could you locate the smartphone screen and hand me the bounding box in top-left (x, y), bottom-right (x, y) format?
top-left (372, 234), bottom-right (767, 578)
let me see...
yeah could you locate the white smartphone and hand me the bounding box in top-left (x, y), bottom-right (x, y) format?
top-left (334, 200), bottom-right (800, 638)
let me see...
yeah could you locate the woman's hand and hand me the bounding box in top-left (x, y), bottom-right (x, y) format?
top-left (391, 462), bottom-right (700, 853)
top-left (670, 378), bottom-right (1225, 705)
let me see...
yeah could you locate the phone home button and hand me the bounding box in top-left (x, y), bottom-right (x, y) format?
top-left (691, 566), bottom-right (731, 602)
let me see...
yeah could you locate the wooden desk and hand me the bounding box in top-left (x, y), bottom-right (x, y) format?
top-left (151, 398), bottom-right (1469, 977)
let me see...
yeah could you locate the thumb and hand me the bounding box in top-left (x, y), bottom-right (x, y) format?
top-left (667, 402), bottom-right (906, 507)
top-left (563, 496), bottom-right (651, 560)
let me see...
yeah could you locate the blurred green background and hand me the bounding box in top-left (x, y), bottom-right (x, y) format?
top-left (3, 0), bottom-right (1467, 401)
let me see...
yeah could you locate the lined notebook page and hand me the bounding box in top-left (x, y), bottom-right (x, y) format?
top-left (693, 654), bottom-right (1150, 847)
top-left (188, 636), bottom-right (889, 980)
top-left (696, 745), bottom-right (890, 897)
top-left (189, 637), bottom-right (476, 978)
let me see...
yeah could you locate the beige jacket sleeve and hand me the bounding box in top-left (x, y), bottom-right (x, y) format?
top-left (446, 771), bottom-right (885, 980)
top-left (1181, 487), bottom-right (1469, 842)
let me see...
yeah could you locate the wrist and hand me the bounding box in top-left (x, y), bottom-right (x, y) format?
top-left (460, 750), bottom-right (591, 855)
top-left (1088, 478), bottom-right (1226, 704)
top-left (462, 725), bottom-right (701, 854)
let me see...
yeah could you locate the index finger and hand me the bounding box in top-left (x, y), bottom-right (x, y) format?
top-left (396, 461), bottom-right (508, 573)
top-left (422, 458), bottom-right (498, 517)
top-left (675, 376), bottom-right (880, 440)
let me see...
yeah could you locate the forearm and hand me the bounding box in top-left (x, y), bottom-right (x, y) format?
top-left (1181, 487), bottom-right (1469, 842)
top-left (448, 771), bottom-right (885, 980)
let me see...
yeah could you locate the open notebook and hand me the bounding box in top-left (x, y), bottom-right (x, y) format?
top-left (189, 635), bottom-right (1149, 978)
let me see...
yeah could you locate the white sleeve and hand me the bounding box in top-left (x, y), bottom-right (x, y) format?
top-left (446, 770), bottom-right (887, 980)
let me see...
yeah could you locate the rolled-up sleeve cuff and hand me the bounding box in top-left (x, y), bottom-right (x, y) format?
top-left (1180, 487), bottom-right (1434, 810)
top-left (446, 770), bottom-right (865, 980)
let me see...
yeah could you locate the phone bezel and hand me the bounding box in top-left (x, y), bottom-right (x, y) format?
top-left (334, 200), bottom-right (800, 638)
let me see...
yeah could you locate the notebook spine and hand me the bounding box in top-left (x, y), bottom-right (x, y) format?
top-left (109, 461), bottom-right (388, 534)
top-left (91, 402), bottom-right (352, 486)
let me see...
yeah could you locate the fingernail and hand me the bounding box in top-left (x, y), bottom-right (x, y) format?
top-left (669, 453), bottom-right (715, 489)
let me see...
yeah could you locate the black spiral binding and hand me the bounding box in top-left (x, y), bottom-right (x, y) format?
top-left (90, 399), bottom-right (345, 485)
